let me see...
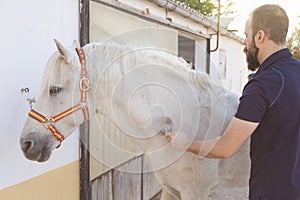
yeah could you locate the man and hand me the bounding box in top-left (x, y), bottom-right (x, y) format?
top-left (166, 4), bottom-right (300, 200)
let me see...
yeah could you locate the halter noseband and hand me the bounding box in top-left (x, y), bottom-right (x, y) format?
top-left (28, 47), bottom-right (90, 146)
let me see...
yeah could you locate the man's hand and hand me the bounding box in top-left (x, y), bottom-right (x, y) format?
top-left (165, 131), bottom-right (191, 150)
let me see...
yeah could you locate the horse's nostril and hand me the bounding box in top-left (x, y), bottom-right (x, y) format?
top-left (22, 140), bottom-right (34, 153)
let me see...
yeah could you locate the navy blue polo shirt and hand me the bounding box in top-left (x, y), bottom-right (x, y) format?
top-left (235, 48), bottom-right (300, 200)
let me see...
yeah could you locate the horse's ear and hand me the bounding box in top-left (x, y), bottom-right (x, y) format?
top-left (71, 40), bottom-right (80, 48)
top-left (53, 39), bottom-right (73, 64)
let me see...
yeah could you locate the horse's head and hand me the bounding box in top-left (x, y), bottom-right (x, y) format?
top-left (20, 39), bottom-right (88, 162)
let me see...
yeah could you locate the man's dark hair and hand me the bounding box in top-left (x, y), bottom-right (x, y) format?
top-left (251, 4), bottom-right (289, 44)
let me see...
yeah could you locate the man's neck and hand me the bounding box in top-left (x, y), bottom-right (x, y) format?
top-left (258, 41), bottom-right (286, 64)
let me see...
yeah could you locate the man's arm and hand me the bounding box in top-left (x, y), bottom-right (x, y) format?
top-left (166, 117), bottom-right (259, 158)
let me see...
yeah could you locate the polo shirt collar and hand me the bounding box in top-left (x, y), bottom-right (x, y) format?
top-left (257, 48), bottom-right (291, 74)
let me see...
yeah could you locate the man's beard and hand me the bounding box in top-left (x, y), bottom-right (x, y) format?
top-left (244, 45), bottom-right (260, 71)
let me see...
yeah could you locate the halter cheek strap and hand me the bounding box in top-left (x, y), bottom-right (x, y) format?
top-left (28, 47), bottom-right (90, 146)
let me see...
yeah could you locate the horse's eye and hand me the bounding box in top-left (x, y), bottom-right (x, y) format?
top-left (49, 86), bottom-right (63, 96)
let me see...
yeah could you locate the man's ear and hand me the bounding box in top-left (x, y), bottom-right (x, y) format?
top-left (255, 30), bottom-right (265, 44)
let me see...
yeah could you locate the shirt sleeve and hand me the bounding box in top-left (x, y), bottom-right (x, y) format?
top-left (235, 69), bottom-right (284, 123)
top-left (235, 80), bottom-right (268, 122)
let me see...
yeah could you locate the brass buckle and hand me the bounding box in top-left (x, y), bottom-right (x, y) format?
top-left (79, 78), bottom-right (90, 91)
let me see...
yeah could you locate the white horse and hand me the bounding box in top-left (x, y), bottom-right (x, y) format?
top-left (20, 40), bottom-right (250, 200)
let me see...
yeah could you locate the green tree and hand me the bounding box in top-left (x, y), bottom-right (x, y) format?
top-left (179, 0), bottom-right (235, 16)
top-left (287, 17), bottom-right (300, 60)
top-left (219, 0), bottom-right (235, 16)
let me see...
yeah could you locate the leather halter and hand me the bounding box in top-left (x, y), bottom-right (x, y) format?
top-left (28, 47), bottom-right (90, 146)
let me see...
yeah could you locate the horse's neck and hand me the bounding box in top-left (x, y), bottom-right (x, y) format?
top-left (84, 43), bottom-right (123, 120)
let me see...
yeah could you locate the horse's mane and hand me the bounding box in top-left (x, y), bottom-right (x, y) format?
top-left (41, 41), bottom-right (230, 104)
top-left (83, 41), bottom-right (227, 97)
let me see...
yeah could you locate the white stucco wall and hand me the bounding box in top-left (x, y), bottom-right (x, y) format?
top-left (0, 0), bottom-right (79, 190)
top-left (210, 35), bottom-right (247, 93)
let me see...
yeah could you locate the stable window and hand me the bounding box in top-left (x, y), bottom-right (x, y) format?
top-left (178, 35), bottom-right (195, 69)
top-left (178, 33), bottom-right (208, 72)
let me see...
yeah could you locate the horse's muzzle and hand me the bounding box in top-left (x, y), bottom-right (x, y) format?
top-left (20, 132), bottom-right (54, 162)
